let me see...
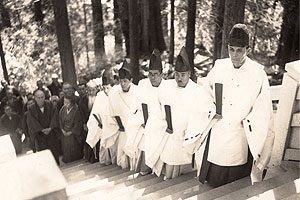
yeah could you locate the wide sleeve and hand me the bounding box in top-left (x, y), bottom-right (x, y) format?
top-left (100, 93), bottom-right (120, 148)
top-left (242, 72), bottom-right (274, 170)
top-left (86, 94), bottom-right (103, 148)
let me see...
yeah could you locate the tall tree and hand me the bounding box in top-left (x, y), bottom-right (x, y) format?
top-left (185, 0), bottom-right (196, 81)
top-left (129, 0), bottom-right (140, 84)
top-left (0, 0), bottom-right (11, 28)
top-left (143, 0), bottom-right (166, 55)
top-left (113, 0), bottom-right (123, 58)
top-left (0, 0), bottom-right (10, 84)
top-left (168, 0), bottom-right (175, 66)
top-left (0, 34), bottom-right (9, 84)
top-left (212, 0), bottom-right (225, 63)
top-left (83, 3), bottom-right (90, 68)
top-left (91, 0), bottom-right (105, 69)
top-left (117, 0), bottom-right (130, 56)
top-left (52, 0), bottom-right (77, 87)
top-left (221, 0), bottom-right (246, 58)
top-left (34, 0), bottom-right (44, 23)
top-left (276, 0), bottom-right (299, 68)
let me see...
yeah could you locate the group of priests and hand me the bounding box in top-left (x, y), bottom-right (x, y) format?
top-left (85, 23), bottom-right (274, 187)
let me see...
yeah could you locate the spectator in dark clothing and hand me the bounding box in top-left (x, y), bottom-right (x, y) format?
top-left (47, 74), bottom-right (62, 96)
top-left (27, 90), bottom-right (60, 164)
top-left (59, 95), bottom-right (84, 163)
top-left (0, 89), bottom-right (22, 116)
top-left (57, 82), bottom-right (80, 111)
top-left (0, 105), bottom-right (23, 154)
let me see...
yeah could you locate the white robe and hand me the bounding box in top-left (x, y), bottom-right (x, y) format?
top-left (103, 84), bottom-right (136, 169)
top-left (86, 91), bottom-right (116, 164)
top-left (188, 57), bottom-right (274, 177)
top-left (144, 79), bottom-right (207, 176)
top-left (125, 79), bottom-right (165, 169)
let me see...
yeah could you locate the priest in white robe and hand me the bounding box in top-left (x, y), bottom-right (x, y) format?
top-left (187, 24), bottom-right (274, 187)
top-left (144, 47), bottom-right (207, 180)
top-left (86, 77), bottom-right (116, 165)
top-left (125, 49), bottom-right (165, 175)
top-left (102, 60), bottom-right (137, 169)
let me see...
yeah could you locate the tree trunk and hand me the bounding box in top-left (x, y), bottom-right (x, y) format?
top-left (147, 0), bottom-right (166, 55)
top-left (0, 0), bottom-right (11, 28)
top-left (52, 0), bottom-right (77, 87)
top-left (212, 0), bottom-right (225, 63)
top-left (34, 0), bottom-right (44, 23)
top-left (221, 0), bottom-right (246, 58)
top-left (153, 0), bottom-right (166, 52)
top-left (185, 0), bottom-right (196, 81)
top-left (91, 0), bottom-right (105, 69)
top-left (129, 0), bottom-right (140, 84)
top-left (276, 0), bottom-right (299, 68)
top-left (117, 0), bottom-right (130, 57)
top-left (0, 34), bottom-right (9, 84)
top-left (141, 0), bottom-right (150, 54)
top-left (113, 0), bottom-right (123, 58)
top-left (83, 3), bottom-right (90, 68)
top-left (168, 0), bottom-right (175, 66)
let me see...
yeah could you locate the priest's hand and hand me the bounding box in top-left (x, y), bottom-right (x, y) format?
top-left (42, 128), bottom-right (51, 135)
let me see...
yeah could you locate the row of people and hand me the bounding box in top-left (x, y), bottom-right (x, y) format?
top-left (86, 24), bottom-right (274, 187)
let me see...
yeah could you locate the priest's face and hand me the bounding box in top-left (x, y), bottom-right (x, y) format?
top-left (175, 71), bottom-right (190, 88)
top-left (149, 70), bottom-right (163, 87)
top-left (120, 78), bottom-right (131, 92)
top-left (228, 45), bottom-right (250, 68)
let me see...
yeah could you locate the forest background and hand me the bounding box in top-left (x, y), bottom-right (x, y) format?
top-left (0, 0), bottom-right (299, 91)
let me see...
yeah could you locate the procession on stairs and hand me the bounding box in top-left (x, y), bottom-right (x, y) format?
top-left (0, 23), bottom-right (299, 200)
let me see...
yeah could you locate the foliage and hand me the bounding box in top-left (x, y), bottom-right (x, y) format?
top-left (1, 0), bottom-right (284, 90)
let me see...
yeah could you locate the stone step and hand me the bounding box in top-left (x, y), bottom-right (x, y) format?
top-left (138, 171), bottom-right (198, 199)
top-left (67, 164), bottom-right (121, 184)
top-left (247, 177), bottom-right (300, 199)
top-left (282, 192), bottom-right (300, 200)
top-left (60, 159), bottom-right (87, 170)
top-left (69, 173), bottom-right (162, 200)
top-left (185, 176), bottom-right (252, 200)
top-left (140, 177), bottom-right (212, 200)
top-left (67, 168), bottom-right (136, 199)
top-left (215, 170), bottom-right (300, 200)
top-left (63, 162), bottom-right (114, 180)
top-left (63, 162), bottom-right (105, 177)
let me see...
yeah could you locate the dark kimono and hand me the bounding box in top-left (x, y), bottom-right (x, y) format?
top-left (79, 94), bottom-right (99, 163)
top-left (0, 112), bottom-right (22, 154)
top-left (59, 104), bottom-right (84, 163)
top-left (27, 100), bottom-right (60, 164)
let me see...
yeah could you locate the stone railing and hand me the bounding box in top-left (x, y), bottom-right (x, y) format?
top-left (270, 60), bottom-right (300, 167)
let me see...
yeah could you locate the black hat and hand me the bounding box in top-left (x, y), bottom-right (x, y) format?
top-left (119, 59), bottom-right (132, 79)
top-left (149, 49), bottom-right (163, 72)
top-left (175, 46), bottom-right (190, 72)
top-left (228, 23), bottom-right (249, 47)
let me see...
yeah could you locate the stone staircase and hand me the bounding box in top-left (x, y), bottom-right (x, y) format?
top-left (60, 159), bottom-right (300, 200)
